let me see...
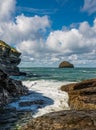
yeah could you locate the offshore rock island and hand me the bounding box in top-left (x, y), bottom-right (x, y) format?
top-left (59, 61), bottom-right (74, 68)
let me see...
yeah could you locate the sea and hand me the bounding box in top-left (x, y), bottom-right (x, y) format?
top-left (8, 67), bottom-right (96, 118)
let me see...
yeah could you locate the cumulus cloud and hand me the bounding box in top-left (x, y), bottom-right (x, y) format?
top-left (46, 19), bottom-right (96, 66)
top-left (0, 0), bottom-right (16, 21)
top-left (0, 0), bottom-right (96, 67)
top-left (82, 0), bottom-right (96, 14)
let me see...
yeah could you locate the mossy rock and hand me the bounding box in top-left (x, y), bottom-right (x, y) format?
top-left (0, 40), bottom-right (21, 56)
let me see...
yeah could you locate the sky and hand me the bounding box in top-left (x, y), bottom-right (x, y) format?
top-left (0, 0), bottom-right (96, 67)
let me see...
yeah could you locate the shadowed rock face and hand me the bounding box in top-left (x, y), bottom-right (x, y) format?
top-left (0, 40), bottom-right (28, 108)
top-left (59, 61), bottom-right (74, 68)
top-left (0, 40), bottom-right (21, 75)
top-left (0, 69), bottom-right (28, 107)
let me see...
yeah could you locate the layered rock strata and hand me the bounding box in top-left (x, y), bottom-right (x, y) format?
top-left (0, 40), bottom-right (28, 108)
top-left (0, 40), bottom-right (21, 75)
top-left (61, 78), bottom-right (96, 110)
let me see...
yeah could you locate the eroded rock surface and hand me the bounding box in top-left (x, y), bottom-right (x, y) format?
top-left (61, 78), bottom-right (96, 110)
top-left (21, 110), bottom-right (96, 130)
top-left (0, 40), bottom-right (28, 108)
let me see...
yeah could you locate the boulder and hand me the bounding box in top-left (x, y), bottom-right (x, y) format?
top-left (59, 61), bottom-right (74, 68)
top-left (61, 78), bottom-right (96, 110)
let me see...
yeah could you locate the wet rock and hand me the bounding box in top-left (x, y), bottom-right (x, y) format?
top-left (0, 107), bottom-right (33, 130)
top-left (59, 61), bottom-right (74, 68)
top-left (19, 100), bottom-right (44, 107)
top-left (61, 78), bottom-right (96, 110)
top-left (0, 69), bottom-right (28, 108)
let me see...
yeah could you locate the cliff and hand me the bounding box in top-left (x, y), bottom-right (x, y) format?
top-left (0, 40), bottom-right (21, 75)
top-left (59, 61), bottom-right (74, 68)
top-left (0, 40), bottom-right (28, 108)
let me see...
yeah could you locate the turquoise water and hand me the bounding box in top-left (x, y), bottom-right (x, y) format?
top-left (6, 67), bottom-right (96, 129)
top-left (17, 67), bottom-right (96, 82)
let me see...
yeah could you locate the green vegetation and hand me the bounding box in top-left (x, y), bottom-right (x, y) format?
top-left (0, 40), bottom-right (21, 54)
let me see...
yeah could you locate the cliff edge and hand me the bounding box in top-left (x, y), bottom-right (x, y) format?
top-left (0, 40), bottom-right (28, 108)
top-left (0, 40), bottom-right (21, 75)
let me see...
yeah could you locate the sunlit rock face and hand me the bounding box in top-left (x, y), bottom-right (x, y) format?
top-left (0, 40), bottom-right (21, 75)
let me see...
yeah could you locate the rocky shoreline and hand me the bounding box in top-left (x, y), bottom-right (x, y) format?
top-left (21, 78), bottom-right (96, 130)
top-left (0, 40), bottom-right (96, 129)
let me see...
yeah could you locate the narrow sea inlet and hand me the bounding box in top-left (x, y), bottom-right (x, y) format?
top-left (9, 80), bottom-right (70, 117)
top-left (3, 67), bottom-right (96, 129)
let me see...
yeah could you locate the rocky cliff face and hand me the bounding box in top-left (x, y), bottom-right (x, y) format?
top-left (0, 40), bottom-right (21, 75)
top-left (59, 61), bottom-right (74, 68)
top-left (0, 40), bottom-right (28, 108)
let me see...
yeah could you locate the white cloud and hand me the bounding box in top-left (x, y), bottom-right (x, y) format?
top-left (0, 0), bottom-right (16, 21)
top-left (0, 0), bottom-right (96, 67)
top-left (82, 0), bottom-right (96, 14)
top-left (0, 14), bottom-right (50, 46)
top-left (46, 19), bottom-right (96, 67)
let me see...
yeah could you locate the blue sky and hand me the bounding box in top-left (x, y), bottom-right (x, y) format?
top-left (16, 0), bottom-right (95, 29)
top-left (0, 0), bottom-right (96, 67)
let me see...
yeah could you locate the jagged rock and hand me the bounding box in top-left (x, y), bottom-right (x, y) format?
top-left (0, 40), bottom-right (21, 75)
top-left (0, 40), bottom-right (28, 108)
top-left (61, 78), bottom-right (96, 110)
top-left (0, 69), bottom-right (28, 108)
top-left (59, 61), bottom-right (74, 68)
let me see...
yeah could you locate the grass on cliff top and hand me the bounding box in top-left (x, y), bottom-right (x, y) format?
top-left (0, 40), bottom-right (21, 54)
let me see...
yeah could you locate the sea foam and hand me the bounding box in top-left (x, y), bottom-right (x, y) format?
top-left (9, 80), bottom-right (72, 118)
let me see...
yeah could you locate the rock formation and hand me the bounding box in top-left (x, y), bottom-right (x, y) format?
top-left (0, 40), bottom-right (21, 75)
top-left (59, 61), bottom-right (74, 68)
top-left (61, 78), bottom-right (96, 110)
top-left (0, 40), bottom-right (28, 108)
top-left (21, 78), bottom-right (96, 130)
top-left (21, 110), bottom-right (96, 130)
